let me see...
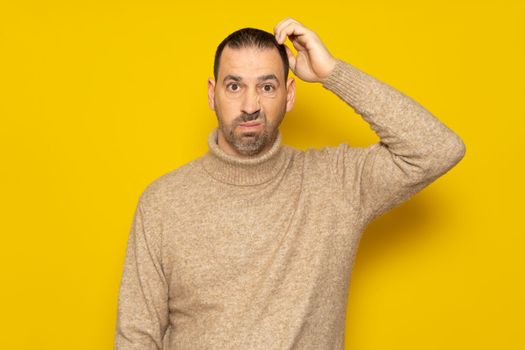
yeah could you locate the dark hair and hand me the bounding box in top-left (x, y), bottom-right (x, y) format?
top-left (213, 27), bottom-right (289, 81)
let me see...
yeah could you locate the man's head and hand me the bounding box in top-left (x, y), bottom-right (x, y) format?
top-left (213, 28), bottom-right (290, 82)
top-left (208, 28), bottom-right (295, 157)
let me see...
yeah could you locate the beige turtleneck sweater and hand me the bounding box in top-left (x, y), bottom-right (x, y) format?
top-left (114, 59), bottom-right (466, 349)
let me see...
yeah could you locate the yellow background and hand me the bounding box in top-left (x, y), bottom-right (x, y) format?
top-left (1, 0), bottom-right (523, 349)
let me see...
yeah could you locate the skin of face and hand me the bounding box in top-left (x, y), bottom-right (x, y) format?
top-left (208, 46), bottom-right (295, 157)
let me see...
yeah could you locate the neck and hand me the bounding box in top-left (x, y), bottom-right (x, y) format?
top-left (198, 128), bottom-right (292, 186)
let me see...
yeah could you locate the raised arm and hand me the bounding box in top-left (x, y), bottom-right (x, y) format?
top-left (274, 18), bottom-right (466, 223)
top-left (321, 59), bottom-right (466, 222)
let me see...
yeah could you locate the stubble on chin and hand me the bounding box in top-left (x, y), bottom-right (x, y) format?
top-left (216, 109), bottom-right (281, 157)
top-left (227, 124), bottom-right (271, 156)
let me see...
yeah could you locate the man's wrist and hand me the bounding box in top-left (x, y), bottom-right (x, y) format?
top-left (321, 58), bottom-right (371, 108)
top-left (319, 57), bottom-right (338, 83)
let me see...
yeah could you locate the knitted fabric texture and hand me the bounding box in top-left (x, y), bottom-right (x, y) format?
top-left (115, 59), bottom-right (466, 350)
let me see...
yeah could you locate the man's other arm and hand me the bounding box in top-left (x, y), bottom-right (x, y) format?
top-left (115, 198), bottom-right (169, 349)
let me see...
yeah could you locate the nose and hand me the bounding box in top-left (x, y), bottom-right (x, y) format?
top-left (241, 87), bottom-right (260, 115)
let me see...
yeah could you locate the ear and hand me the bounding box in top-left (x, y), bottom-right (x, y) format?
top-left (285, 77), bottom-right (295, 112)
top-left (207, 78), bottom-right (216, 111)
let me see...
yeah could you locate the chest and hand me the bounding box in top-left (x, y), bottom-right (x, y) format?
top-left (160, 167), bottom-right (366, 315)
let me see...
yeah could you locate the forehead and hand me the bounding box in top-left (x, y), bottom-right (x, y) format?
top-left (218, 46), bottom-right (285, 82)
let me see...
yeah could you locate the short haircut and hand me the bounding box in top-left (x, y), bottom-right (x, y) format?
top-left (213, 27), bottom-right (290, 81)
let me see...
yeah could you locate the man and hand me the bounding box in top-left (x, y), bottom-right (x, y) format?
top-left (115, 18), bottom-right (465, 349)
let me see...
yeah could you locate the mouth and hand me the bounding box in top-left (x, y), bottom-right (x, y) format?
top-left (239, 122), bottom-right (262, 129)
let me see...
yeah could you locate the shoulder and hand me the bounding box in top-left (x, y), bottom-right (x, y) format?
top-left (138, 158), bottom-right (199, 210)
top-left (287, 142), bottom-right (364, 166)
top-left (286, 142), bottom-right (377, 187)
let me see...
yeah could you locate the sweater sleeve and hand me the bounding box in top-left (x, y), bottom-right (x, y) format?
top-left (321, 59), bottom-right (466, 224)
top-left (115, 198), bottom-right (169, 350)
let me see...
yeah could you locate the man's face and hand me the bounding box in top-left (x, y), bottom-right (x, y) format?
top-left (208, 46), bottom-right (295, 157)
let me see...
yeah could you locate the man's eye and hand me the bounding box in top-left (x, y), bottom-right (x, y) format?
top-left (262, 84), bottom-right (275, 92)
top-left (227, 83), bottom-right (239, 91)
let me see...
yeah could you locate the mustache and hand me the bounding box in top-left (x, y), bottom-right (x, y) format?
top-left (237, 110), bottom-right (264, 123)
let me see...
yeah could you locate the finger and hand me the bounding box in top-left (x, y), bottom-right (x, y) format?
top-left (277, 21), bottom-right (309, 45)
top-left (284, 45), bottom-right (297, 74)
top-left (276, 20), bottom-right (302, 44)
top-left (273, 17), bottom-right (296, 38)
top-left (291, 38), bottom-right (307, 52)
top-left (275, 19), bottom-right (303, 44)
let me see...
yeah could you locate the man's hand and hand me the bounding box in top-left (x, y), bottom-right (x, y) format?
top-left (274, 18), bottom-right (337, 83)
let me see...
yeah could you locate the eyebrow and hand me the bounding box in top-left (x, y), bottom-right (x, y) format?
top-left (223, 74), bottom-right (279, 83)
top-left (257, 74), bottom-right (278, 82)
top-left (223, 75), bottom-right (242, 83)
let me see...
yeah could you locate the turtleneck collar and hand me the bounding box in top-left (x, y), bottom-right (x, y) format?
top-left (198, 128), bottom-right (291, 186)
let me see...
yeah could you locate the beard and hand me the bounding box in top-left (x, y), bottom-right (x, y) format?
top-left (216, 109), bottom-right (283, 157)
